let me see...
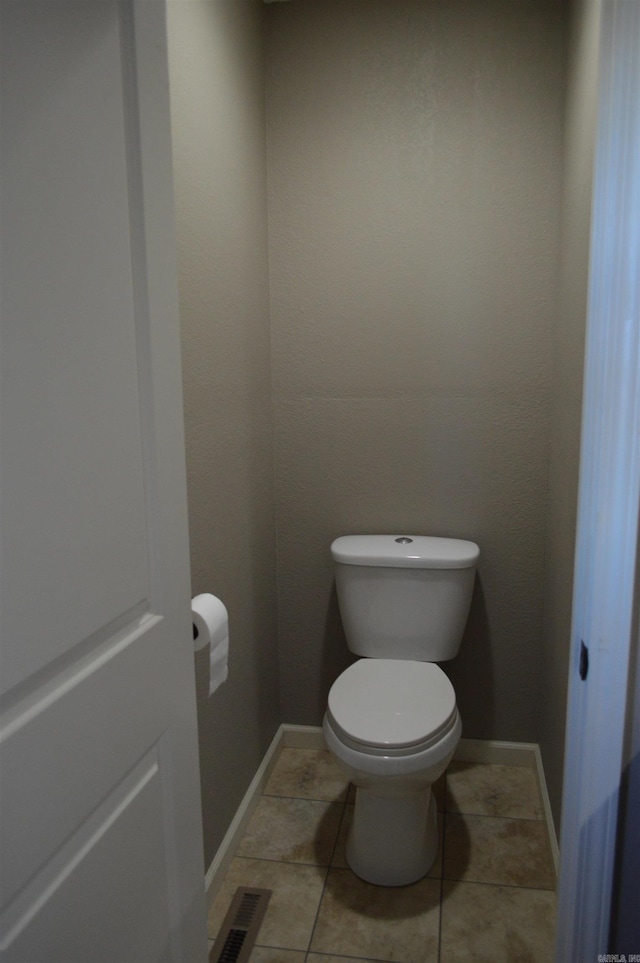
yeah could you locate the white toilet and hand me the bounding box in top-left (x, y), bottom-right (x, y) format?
top-left (323, 534), bottom-right (479, 886)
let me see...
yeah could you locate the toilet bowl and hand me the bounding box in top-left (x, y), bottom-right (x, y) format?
top-left (323, 658), bottom-right (461, 886)
top-left (324, 534), bottom-right (479, 886)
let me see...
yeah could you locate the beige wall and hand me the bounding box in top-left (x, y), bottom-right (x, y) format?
top-left (167, 0), bottom-right (280, 867)
top-left (540, 0), bottom-right (600, 830)
top-left (266, 0), bottom-right (566, 737)
top-left (168, 0), bottom-right (589, 862)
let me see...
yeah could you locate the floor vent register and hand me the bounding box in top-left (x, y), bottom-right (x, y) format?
top-left (209, 887), bottom-right (272, 963)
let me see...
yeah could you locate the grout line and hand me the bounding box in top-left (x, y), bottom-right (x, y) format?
top-left (327, 788), bottom-right (350, 868)
top-left (305, 782), bottom-right (351, 956)
top-left (304, 947), bottom-right (396, 963)
top-left (304, 861), bottom-right (331, 953)
top-left (437, 821), bottom-right (444, 961)
top-left (261, 792), bottom-right (349, 804)
top-left (302, 952), bottom-right (394, 962)
top-left (443, 810), bottom-right (548, 822)
top-left (232, 853), bottom-right (332, 870)
top-left (439, 875), bottom-right (557, 894)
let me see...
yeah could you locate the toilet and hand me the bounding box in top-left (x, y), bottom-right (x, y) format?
top-left (323, 534), bottom-right (479, 886)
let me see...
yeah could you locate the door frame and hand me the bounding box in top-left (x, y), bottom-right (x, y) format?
top-left (556, 0), bottom-right (640, 957)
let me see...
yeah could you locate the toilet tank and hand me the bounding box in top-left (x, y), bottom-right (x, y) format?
top-left (331, 535), bottom-right (480, 661)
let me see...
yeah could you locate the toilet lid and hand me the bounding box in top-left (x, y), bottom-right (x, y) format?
top-left (327, 659), bottom-right (457, 751)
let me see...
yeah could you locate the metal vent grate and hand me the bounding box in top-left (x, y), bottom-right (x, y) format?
top-left (209, 887), bottom-right (272, 963)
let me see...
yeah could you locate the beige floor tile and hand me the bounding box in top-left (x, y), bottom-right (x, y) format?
top-left (211, 943), bottom-right (304, 963)
top-left (444, 813), bottom-right (556, 890)
top-left (440, 879), bottom-right (557, 962)
top-left (207, 857), bottom-right (327, 950)
top-left (264, 749), bottom-right (350, 801)
top-left (446, 762), bottom-right (543, 819)
top-left (310, 868), bottom-right (440, 963)
top-left (249, 949), bottom-right (306, 963)
top-left (237, 796), bottom-right (343, 865)
top-left (307, 957), bottom-right (383, 963)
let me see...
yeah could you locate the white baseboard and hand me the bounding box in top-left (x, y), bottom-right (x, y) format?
top-left (204, 725), bottom-right (559, 901)
top-left (204, 725), bottom-right (284, 907)
top-left (454, 737), bottom-right (538, 768)
top-left (281, 723), bottom-right (326, 750)
top-left (533, 744), bottom-right (560, 875)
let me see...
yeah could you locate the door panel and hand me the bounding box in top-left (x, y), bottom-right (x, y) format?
top-left (1, 0), bottom-right (149, 691)
top-left (2, 622), bottom-right (166, 908)
top-left (3, 752), bottom-right (173, 963)
top-left (0, 3), bottom-right (207, 960)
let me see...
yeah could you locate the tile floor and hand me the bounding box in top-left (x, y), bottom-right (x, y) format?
top-left (207, 749), bottom-right (557, 963)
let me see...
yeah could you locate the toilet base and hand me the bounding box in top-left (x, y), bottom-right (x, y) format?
top-left (346, 785), bottom-right (438, 886)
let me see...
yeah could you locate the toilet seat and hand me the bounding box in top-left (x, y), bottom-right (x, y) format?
top-left (326, 659), bottom-right (457, 757)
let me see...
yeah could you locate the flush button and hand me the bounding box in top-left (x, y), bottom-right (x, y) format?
top-left (395, 537), bottom-right (414, 544)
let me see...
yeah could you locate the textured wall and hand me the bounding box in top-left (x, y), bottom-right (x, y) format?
top-left (167, 0), bottom-right (280, 868)
top-left (266, 0), bottom-right (566, 738)
top-left (168, 0), bottom-right (580, 863)
top-left (540, 0), bottom-right (599, 831)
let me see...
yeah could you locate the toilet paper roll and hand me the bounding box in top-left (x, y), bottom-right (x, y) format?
top-left (192, 593), bottom-right (227, 651)
top-left (208, 633), bottom-right (229, 696)
top-left (191, 594), bottom-right (229, 696)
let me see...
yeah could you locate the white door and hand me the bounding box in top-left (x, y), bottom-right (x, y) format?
top-left (0, 2), bottom-right (207, 961)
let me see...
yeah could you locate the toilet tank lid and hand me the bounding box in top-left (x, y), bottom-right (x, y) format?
top-left (331, 535), bottom-right (480, 569)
